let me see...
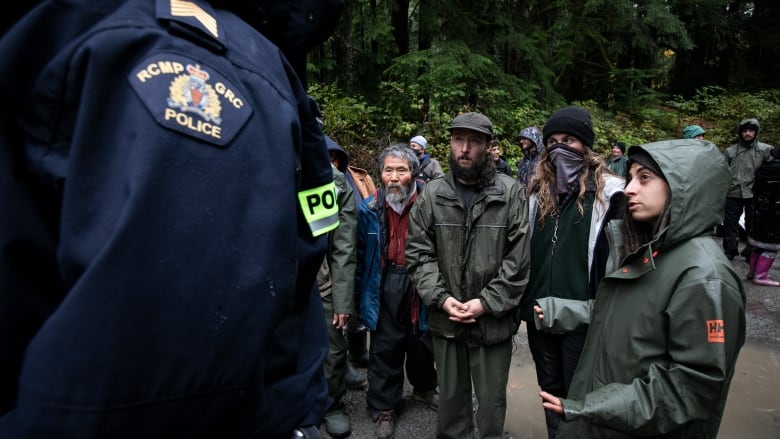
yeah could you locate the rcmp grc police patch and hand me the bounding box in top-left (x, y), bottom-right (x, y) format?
top-left (129, 54), bottom-right (252, 146)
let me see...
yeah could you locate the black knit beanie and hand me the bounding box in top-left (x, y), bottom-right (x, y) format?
top-left (542, 106), bottom-right (595, 148)
top-left (627, 147), bottom-right (666, 182)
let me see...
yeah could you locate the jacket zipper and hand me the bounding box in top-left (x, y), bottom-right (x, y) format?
top-left (460, 205), bottom-right (470, 288)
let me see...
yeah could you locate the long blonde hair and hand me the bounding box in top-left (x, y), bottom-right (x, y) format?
top-left (528, 147), bottom-right (610, 223)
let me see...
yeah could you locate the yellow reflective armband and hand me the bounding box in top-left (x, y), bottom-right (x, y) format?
top-left (298, 182), bottom-right (339, 237)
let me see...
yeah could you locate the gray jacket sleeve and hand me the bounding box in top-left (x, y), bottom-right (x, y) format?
top-left (533, 297), bottom-right (593, 333)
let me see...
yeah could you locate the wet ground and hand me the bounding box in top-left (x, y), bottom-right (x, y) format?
top-left (330, 254), bottom-right (780, 438)
top-left (504, 342), bottom-right (780, 438)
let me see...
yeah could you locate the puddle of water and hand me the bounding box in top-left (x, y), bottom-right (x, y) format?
top-left (504, 343), bottom-right (780, 439)
top-left (718, 344), bottom-right (780, 438)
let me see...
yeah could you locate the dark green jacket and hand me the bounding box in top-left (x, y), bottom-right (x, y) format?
top-left (545, 140), bottom-right (746, 438)
top-left (723, 118), bottom-right (773, 198)
top-left (608, 155), bottom-right (629, 177)
top-left (406, 172), bottom-right (530, 345)
top-left (525, 174), bottom-right (625, 326)
top-left (317, 167), bottom-right (357, 315)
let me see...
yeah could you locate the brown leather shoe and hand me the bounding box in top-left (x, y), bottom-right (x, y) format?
top-left (375, 410), bottom-right (395, 439)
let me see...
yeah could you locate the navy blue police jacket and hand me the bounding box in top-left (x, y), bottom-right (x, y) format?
top-left (0, 0), bottom-right (336, 437)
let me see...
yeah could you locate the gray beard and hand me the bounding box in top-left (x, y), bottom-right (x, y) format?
top-left (385, 183), bottom-right (413, 213)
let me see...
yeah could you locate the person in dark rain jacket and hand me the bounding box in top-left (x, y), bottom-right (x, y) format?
top-left (406, 112), bottom-right (530, 439)
top-left (537, 140), bottom-right (746, 438)
top-left (722, 118), bottom-right (773, 260)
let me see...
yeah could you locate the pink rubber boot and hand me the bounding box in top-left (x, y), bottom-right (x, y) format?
top-left (747, 251), bottom-right (760, 280)
top-left (753, 254), bottom-right (780, 287)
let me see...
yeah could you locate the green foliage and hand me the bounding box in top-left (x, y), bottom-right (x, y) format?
top-left (382, 42), bottom-right (537, 120)
top-left (665, 87), bottom-right (780, 147)
top-left (305, 0), bottom-right (780, 173)
top-left (307, 82), bottom-right (385, 173)
top-left (311, 79), bottom-right (780, 174)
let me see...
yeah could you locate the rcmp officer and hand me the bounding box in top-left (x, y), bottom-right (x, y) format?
top-left (0, 0), bottom-right (342, 437)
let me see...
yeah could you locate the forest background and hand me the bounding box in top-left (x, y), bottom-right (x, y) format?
top-left (304, 0), bottom-right (780, 176)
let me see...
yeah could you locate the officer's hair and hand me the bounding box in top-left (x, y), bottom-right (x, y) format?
top-left (377, 143), bottom-right (421, 177)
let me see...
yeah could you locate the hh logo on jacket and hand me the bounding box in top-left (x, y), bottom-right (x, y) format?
top-left (707, 320), bottom-right (725, 343)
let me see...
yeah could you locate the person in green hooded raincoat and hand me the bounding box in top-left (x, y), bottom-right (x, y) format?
top-left (535, 139), bottom-right (746, 438)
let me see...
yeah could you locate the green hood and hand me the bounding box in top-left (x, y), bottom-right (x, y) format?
top-left (628, 140), bottom-right (730, 249)
top-left (738, 117), bottom-right (760, 146)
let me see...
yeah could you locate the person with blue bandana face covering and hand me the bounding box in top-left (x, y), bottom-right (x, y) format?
top-left (521, 106), bottom-right (626, 439)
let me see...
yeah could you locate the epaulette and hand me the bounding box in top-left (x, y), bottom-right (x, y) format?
top-left (157, 0), bottom-right (223, 44)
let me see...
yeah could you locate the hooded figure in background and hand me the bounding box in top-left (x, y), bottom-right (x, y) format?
top-left (516, 126), bottom-right (543, 187)
top-left (327, 136), bottom-right (376, 203)
top-left (325, 135), bottom-right (374, 398)
top-left (0, 0), bottom-right (342, 437)
top-left (721, 118), bottom-right (774, 260)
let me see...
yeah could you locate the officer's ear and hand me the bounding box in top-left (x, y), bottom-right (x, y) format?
top-left (215, 0), bottom-right (344, 85)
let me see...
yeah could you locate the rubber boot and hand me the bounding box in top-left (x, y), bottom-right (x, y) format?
top-left (343, 362), bottom-right (367, 390)
top-left (345, 330), bottom-right (369, 368)
top-left (753, 254), bottom-right (780, 287)
top-left (747, 250), bottom-right (760, 280)
top-left (322, 401), bottom-right (351, 438)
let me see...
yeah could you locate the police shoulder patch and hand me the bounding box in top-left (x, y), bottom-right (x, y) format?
top-left (128, 54), bottom-right (252, 147)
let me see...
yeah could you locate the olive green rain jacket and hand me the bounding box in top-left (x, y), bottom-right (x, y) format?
top-left (317, 166), bottom-right (357, 315)
top-left (723, 118), bottom-right (773, 198)
top-left (543, 140), bottom-right (746, 438)
top-left (406, 172), bottom-right (530, 346)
